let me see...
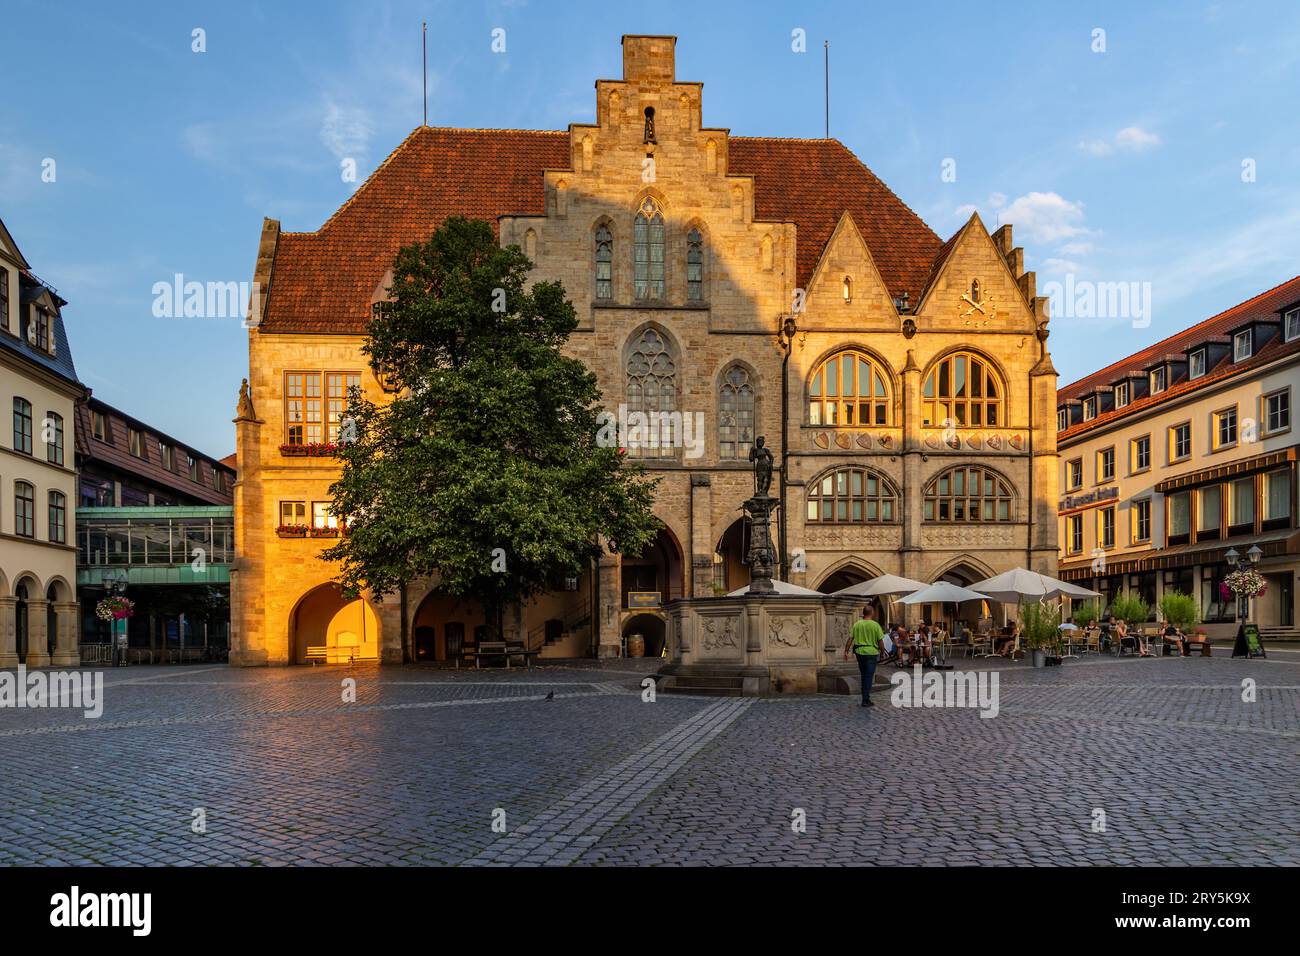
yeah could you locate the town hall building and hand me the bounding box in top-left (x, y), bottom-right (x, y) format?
top-left (229, 35), bottom-right (1059, 665)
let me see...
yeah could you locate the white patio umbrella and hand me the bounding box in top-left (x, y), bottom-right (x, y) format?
top-left (971, 567), bottom-right (1100, 604)
top-left (896, 581), bottom-right (993, 605)
top-left (727, 579), bottom-right (823, 597)
top-left (831, 574), bottom-right (928, 598)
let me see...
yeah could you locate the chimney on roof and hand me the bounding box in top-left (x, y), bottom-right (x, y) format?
top-left (622, 35), bottom-right (676, 83)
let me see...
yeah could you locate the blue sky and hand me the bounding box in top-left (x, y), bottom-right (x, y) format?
top-left (3, 0), bottom-right (1298, 455)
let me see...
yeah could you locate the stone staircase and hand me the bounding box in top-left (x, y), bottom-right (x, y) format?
top-left (658, 674), bottom-right (748, 697)
top-left (1260, 626), bottom-right (1300, 643)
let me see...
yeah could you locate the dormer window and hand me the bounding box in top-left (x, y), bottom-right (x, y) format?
top-left (1285, 307), bottom-right (1299, 342)
top-left (1082, 397), bottom-right (1097, 421)
top-left (1234, 329), bottom-right (1252, 361)
top-left (1114, 382), bottom-right (1129, 408)
top-left (1057, 408), bottom-right (1068, 432)
top-left (1150, 366), bottom-right (1167, 395)
top-left (1189, 349), bottom-right (1206, 379)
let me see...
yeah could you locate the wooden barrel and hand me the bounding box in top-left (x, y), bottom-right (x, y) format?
top-left (626, 633), bottom-right (645, 658)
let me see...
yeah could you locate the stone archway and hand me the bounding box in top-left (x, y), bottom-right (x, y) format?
top-left (713, 518), bottom-right (747, 593)
top-left (622, 611), bottom-right (667, 658)
top-left (410, 591), bottom-right (486, 664)
top-left (287, 584), bottom-right (381, 664)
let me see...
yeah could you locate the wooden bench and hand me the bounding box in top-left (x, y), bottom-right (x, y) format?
top-left (305, 645), bottom-right (328, 665)
top-left (1186, 635), bottom-right (1212, 658)
top-left (474, 641), bottom-right (541, 668)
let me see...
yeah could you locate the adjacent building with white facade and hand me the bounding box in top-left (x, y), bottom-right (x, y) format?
top-left (0, 215), bottom-right (85, 666)
top-left (1056, 276), bottom-right (1299, 638)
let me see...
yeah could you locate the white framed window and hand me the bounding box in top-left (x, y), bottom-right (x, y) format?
top-left (1067, 514), bottom-right (1083, 554)
top-left (1189, 349), bottom-right (1206, 379)
top-left (1263, 389), bottom-right (1290, 435)
top-left (1150, 366), bottom-right (1167, 394)
top-left (1213, 407), bottom-right (1237, 449)
top-left (1057, 408), bottom-right (1068, 431)
top-left (1097, 506), bottom-right (1116, 549)
top-left (1132, 498), bottom-right (1151, 543)
top-left (1264, 469), bottom-right (1291, 521)
top-left (1097, 447), bottom-right (1115, 482)
top-left (1082, 397), bottom-right (1096, 421)
top-left (1067, 458), bottom-right (1083, 490)
top-left (1131, 435), bottom-right (1151, 472)
top-left (1233, 329), bottom-right (1252, 362)
top-left (1170, 422), bottom-right (1191, 461)
top-left (1230, 478), bottom-right (1254, 528)
top-left (1114, 382), bottom-right (1129, 408)
top-left (1285, 307), bottom-right (1300, 342)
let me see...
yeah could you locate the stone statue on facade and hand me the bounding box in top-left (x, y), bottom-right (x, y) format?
top-left (235, 378), bottom-right (257, 421)
top-left (748, 435), bottom-right (774, 498)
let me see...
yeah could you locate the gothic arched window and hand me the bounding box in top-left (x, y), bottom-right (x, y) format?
top-left (806, 467), bottom-right (898, 523)
top-left (923, 465), bottom-right (1015, 522)
top-left (686, 228), bottom-right (704, 301)
top-left (634, 198), bottom-right (665, 300)
top-left (808, 350), bottom-right (891, 426)
top-left (718, 365), bottom-right (754, 459)
top-left (594, 224), bottom-right (613, 301)
top-left (625, 328), bottom-right (676, 457)
top-left (923, 352), bottom-right (1005, 428)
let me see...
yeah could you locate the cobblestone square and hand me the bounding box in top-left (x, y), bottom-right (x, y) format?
top-left (1, 652), bottom-right (1296, 866)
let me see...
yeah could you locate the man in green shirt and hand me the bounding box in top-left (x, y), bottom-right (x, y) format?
top-left (843, 605), bottom-right (884, 707)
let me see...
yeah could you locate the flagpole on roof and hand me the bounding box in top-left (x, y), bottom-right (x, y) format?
top-left (422, 21), bottom-right (428, 127)
top-left (823, 40), bottom-right (829, 139)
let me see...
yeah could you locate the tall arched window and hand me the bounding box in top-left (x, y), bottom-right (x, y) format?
top-left (594, 224), bottom-right (613, 301)
top-left (14, 480), bottom-right (35, 538)
top-left (625, 328), bottom-right (676, 457)
top-left (808, 350), bottom-right (891, 426)
top-left (45, 411), bottom-right (63, 465)
top-left (634, 198), bottom-right (665, 299)
top-left (48, 490), bottom-right (66, 544)
top-left (718, 365), bottom-right (754, 459)
top-left (13, 397), bottom-right (32, 455)
top-left (807, 467), bottom-right (898, 523)
top-left (923, 465), bottom-right (1015, 522)
top-left (686, 228), bottom-right (704, 301)
top-left (923, 352), bottom-right (1004, 427)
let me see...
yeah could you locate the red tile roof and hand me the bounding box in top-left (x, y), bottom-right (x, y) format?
top-left (1057, 275), bottom-right (1300, 442)
top-left (258, 127), bottom-right (942, 333)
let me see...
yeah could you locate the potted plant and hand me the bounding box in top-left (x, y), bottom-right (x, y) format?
top-left (1019, 601), bottom-right (1062, 668)
top-left (1159, 589), bottom-right (1200, 631)
top-left (1071, 600), bottom-right (1102, 628)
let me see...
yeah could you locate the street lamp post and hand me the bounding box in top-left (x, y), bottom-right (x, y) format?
top-left (104, 571), bottom-right (129, 667)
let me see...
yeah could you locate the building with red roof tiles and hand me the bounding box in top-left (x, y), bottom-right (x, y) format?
top-left (1056, 277), bottom-right (1300, 639)
top-left (230, 35), bottom-right (1060, 668)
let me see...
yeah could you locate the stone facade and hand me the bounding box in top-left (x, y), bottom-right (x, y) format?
top-left (230, 35), bottom-right (1058, 666)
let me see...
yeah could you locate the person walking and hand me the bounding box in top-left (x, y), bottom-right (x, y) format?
top-left (843, 605), bottom-right (884, 707)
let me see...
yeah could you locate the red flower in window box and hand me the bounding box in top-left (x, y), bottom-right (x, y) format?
top-left (276, 524), bottom-right (308, 537)
top-left (309, 526), bottom-right (342, 538)
top-left (279, 442), bottom-right (339, 457)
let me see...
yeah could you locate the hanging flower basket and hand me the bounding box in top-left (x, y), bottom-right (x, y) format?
top-left (1220, 568), bottom-right (1267, 601)
top-left (95, 595), bottom-right (135, 621)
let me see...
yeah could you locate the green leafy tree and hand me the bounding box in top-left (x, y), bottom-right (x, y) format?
top-left (1159, 589), bottom-right (1200, 631)
top-left (323, 217), bottom-right (660, 651)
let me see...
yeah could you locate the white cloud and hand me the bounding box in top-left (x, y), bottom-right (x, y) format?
top-left (1078, 126), bottom-right (1162, 157)
top-left (319, 99), bottom-right (374, 162)
top-left (1115, 126), bottom-right (1161, 151)
top-left (1000, 192), bottom-right (1096, 244)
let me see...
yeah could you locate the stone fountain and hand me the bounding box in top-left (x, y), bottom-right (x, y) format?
top-left (656, 436), bottom-right (862, 696)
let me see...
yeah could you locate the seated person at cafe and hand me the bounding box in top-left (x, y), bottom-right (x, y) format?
top-left (994, 622), bottom-right (1021, 658)
top-left (1162, 622), bottom-right (1188, 657)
